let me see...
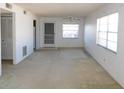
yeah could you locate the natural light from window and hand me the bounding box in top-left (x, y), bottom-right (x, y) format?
top-left (97, 13), bottom-right (119, 53)
top-left (63, 24), bottom-right (79, 38)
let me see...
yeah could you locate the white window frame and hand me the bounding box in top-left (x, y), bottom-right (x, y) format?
top-left (62, 24), bottom-right (79, 39)
top-left (96, 13), bottom-right (119, 53)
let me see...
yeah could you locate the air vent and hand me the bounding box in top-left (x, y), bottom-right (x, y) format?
top-left (23, 46), bottom-right (27, 57)
top-left (6, 3), bottom-right (12, 9)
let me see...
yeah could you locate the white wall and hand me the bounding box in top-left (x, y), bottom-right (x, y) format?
top-left (37, 17), bottom-right (84, 48)
top-left (12, 4), bottom-right (36, 64)
top-left (84, 4), bottom-right (124, 87)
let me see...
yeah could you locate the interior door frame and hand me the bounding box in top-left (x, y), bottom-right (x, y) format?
top-left (1, 14), bottom-right (13, 60)
top-left (0, 10), bottom-right (15, 64)
top-left (0, 8), bottom-right (16, 76)
top-left (12, 12), bottom-right (16, 64)
top-left (42, 21), bottom-right (56, 48)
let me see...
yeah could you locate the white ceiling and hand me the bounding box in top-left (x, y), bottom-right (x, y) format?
top-left (16, 3), bottom-right (104, 17)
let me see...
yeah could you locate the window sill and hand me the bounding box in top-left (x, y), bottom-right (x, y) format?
top-left (62, 37), bottom-right (79, 39)
top-left (97, 44), bottom-right (117, 55)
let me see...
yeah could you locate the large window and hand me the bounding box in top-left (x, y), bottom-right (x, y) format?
top-left (62, 24), bottom-right (79, 38)
top-left (97, 13), bottom-right (119, 53)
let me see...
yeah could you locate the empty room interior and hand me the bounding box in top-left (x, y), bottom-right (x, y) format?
top-left (0, 3), bottom-right (124, 89)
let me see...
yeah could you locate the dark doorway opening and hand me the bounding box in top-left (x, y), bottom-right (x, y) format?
top-left (33, 20), bottom-right (36, 50)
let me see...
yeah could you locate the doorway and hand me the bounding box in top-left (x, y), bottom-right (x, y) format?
top-left (44, 23), bottom-right (55, 48)
top-left (33, 20), bottom-right (36, 50)
top-left (1, 9), bottom-right (14, 67)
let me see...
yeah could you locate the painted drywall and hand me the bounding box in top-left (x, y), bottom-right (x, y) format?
top-left (84, 4), bottom-right (124, 87)
top-left (0, 4), bottom-right (36, 64)
top-left (36, 17), bottom-right (84, 48)
top-left (12, 4), bottom-right (36, 64)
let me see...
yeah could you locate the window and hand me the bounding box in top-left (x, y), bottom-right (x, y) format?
top-left (97, 13), bottom-right (119, 53)
top-left (62, 24), bottom-right (79, 38)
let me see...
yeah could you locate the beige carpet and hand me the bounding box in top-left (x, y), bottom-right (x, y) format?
top-left (0, 48), bottom-right (122, 89)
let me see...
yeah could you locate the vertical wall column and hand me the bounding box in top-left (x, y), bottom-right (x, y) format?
top-left (0, 8), bottom-right (2, 76)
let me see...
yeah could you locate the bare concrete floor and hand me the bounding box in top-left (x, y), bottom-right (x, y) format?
top-left (0, 48), bottom-right (122, 89)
